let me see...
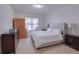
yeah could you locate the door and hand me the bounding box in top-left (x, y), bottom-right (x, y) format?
top-left (13, 18), bottom-right (25, 28)
top-left (13, 18), bottom-right (27, 39)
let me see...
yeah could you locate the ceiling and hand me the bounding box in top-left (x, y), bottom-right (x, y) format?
top-left (11, 4), bottom-right (68, 15)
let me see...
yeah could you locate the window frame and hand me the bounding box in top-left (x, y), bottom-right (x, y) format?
top-left (25, 18), bottom-right (38, 31)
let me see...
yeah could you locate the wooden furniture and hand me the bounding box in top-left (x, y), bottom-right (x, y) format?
top-left (1, 29), bottom-right (18, 54)
top-left (1, 34), bottom-right (15, 54)
top-left (65, 34), bottom-right (79, 51)
top-left (13, 18), bottom-right (26, 39)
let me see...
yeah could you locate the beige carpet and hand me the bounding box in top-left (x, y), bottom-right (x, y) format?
top-left (38, 44), bottom-right (79, 54)
top-left (16, 36), bottom-right (79, 54)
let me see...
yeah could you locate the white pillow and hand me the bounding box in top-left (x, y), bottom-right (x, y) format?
top-left (47, 28), bottom-right (62, 33)
top-left (47, 28), bottom-right (53, 31)
top-left (52, 29), bottom-right (63, 34)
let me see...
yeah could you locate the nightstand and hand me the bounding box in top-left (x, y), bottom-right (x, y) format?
top-left (65, 34), bottom-right (79, 51)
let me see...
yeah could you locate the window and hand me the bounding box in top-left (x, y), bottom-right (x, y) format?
top-left (25, 18), bottom-right (38, 31)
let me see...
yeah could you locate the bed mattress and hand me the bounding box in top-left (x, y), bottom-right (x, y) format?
top-left (31, 31), bottom-right (64, 48)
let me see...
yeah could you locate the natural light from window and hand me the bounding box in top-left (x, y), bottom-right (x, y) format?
top-left (25, 18), bottom-right (38, 31)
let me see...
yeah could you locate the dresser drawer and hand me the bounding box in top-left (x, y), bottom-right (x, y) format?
top-left (65, 34), bottom-right (79, 51)
top-left (1, 34), bottom-right (15, 54)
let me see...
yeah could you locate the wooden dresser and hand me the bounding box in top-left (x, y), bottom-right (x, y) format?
top-left (1, 29), bottom-right (18, 54)
top-left (65, 34), bottom-right (79, 51)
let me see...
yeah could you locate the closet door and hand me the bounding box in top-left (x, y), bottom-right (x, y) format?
top-left (13, 18), bottom-right (25, 28)
top-left (13, 18), bottom-right (26, 39)
top-left (18, 28), bottom-right (26, 39)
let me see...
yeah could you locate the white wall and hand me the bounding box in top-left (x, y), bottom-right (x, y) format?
top-left (0, 4), bottom-right (14, 53)
top-left (46, 5), bottom-right (79, 26)
top-left (0, 4), bottom-right (14, 35)
top-left (14, 12), bottom-right (46, 30)
top-left (45, 4), bottom-right (79, 36)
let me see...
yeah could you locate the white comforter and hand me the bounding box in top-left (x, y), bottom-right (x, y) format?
top-left (31, 31), bottom-right (63, 48)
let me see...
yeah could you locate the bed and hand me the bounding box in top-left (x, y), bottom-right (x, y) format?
top-left (31, 23), bottom-right (65, 48)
